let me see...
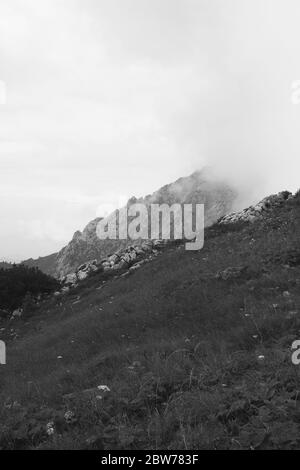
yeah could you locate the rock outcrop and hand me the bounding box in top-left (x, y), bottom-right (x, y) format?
top-left (60, 240), bottom-right (165, 288)
top-left (219, 191), bottom-right (292, 225)
top-left (215, 266), bottom-right (249, 281)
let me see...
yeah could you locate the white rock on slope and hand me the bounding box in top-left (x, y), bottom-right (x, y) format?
top-left (59, 240), bottom-right (161, 291)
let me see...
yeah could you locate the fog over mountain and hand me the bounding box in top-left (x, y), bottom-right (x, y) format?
top-left (24, 169), bottom-right (236, 277)
top-left (1, 0), bottom-right (300, 260)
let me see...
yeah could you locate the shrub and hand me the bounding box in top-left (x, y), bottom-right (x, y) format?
top-left (0, 264), bottom-right (60, 312)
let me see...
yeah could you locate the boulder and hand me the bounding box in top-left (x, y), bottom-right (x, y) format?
top-left (115, 259), bottom-right (129, 269)
top-left (121, 253), bottom-right (132, 264)
top-left (141, 241), bottom-right (153, 252)
top-left (65, 273), bottom-right (78, 285)
top-left (61, 286), bottom-right (70, 294)
top-left (101, 261), bottom-right (110, 268)
top-left (108, 254), bottom-right (120, 264)
top-left (103, 265), bottom-right (112, 273)
top-left (133, 246), bottom-right (144, 255)
top-left (216, 266), bottom-right (248, 281)
top-left (89, 263), bottom-right (99, 272)
top-left (77, 262), bottom-right (88, 271)
top-left (11, 308), bottom-right (23, 319)
top-left (129, 264), bottom-right (141, 273)
top-left (77, 270), bottom-right (88, 281)
top-left (129, 251), bottom-right (137, 261)
top-left (77, 260), bottom-right (98, 273)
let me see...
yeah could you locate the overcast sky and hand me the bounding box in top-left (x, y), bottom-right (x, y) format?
top-left (1, 0), bottom-right (300, 260)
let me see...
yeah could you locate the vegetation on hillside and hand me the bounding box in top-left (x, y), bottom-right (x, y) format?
top-left (0, 261), bottom-right (13, 270)
top-left (0, 264), bottom-right (60, 314)
top-left (0, 192), bottom-right (299, 449)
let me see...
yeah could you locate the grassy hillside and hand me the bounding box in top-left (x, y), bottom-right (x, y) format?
top-left (0, 192), bottom-right (300, 450)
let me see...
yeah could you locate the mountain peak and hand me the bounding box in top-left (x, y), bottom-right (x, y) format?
top-left (25, 171), bottom-right (237, 277)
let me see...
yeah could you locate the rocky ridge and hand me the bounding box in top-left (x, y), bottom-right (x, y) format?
top-left (25, 169), bottom-right (237, 278)
top-left (60, 239), bottom-right (166, 290)
top-left (58, 190), bottom-right (297, 293)
top-left (219, 191), bottom-right (292, 225)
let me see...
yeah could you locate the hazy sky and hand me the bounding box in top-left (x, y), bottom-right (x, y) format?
top-left (1, 0), bottom-right (300, 260)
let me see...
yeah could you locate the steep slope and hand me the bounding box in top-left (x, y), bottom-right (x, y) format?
top-left (1, 189), bottom-right (299, 450)
top-left (25, 169), bottom-right (237, 278)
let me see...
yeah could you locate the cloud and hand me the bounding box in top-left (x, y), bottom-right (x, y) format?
top-left (0, 0), bottom-right (300, 259)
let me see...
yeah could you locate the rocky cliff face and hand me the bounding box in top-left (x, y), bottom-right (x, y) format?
top-left (25, 169), bottom-right (237, 278)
